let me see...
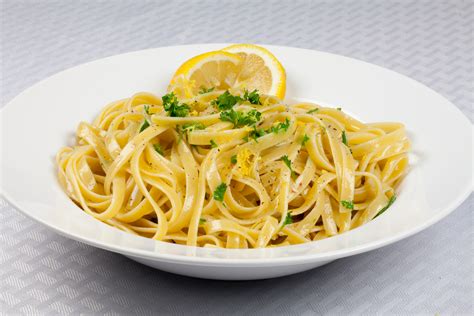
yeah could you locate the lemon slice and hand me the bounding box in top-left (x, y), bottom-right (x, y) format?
top-left (169, 44), bottom-right (287, 99)
top-left (221, 44), bottom-right (286, 99)
top-left (169, 51), bottom-right (242, 97)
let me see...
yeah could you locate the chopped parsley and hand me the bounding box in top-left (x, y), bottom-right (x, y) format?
top-left (336, 107), bottom-right (342, 111)
top-left (281, 155), bottom-right (292, 170)
top-left (341, 200), bottom-right (354, 210)
top-left (153, 143), bottom-right (164, 155)
top-left (212, 89), bottom-right (261, 109)
top-left (169, 104), bottom-right (189, 117)
top-left (220, 109), bottom-right (262, 127)
top-left (374, 196), bottom-right (397, 218)
top-left (181, 122), bottom-right (205, 133)
top-left (307, 108), bottom-right (319, 114)
top-left (212, 91), bottom-right (241, 110)
top-left (210, 139), bottom-right (218, 148)
top-left (243, 118), bottom-right (292, 142)
top-left (198, 86), bottom-right (215, 94)
top-left (144, 104), bottom-right (150, 115)
top-left (162, 92), bottom-right (190, 117)
top-left (342, 130), bottom-right (348, 146)
top-left (213, 183), bottom-right (227, 202)
top-left (139, 120), bottom-right (150, 132)
top-left (219, 109), bottom-right (240, 126)
top-left (301, 134), bottom-right (310, 146)
top-left (230, 155), bottom-right (237, 164)
top-left (280, 155), bottom-right (296, 177)
top-left (242, 89), bottom-right (260, 105)
top-left (249, 126), bottom-right (267, 142)
top-left (199, 218), bottom-right (207, 225)
top-left (269, 118), bottom-right (291, 133)
top-left (282, 212), bottom-right (293, 226)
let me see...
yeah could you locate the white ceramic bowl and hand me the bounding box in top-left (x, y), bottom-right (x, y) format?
top-left (1, 44), bottom-right (471, 280)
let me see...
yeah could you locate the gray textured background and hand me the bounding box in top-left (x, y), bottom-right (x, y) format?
top-left (1, 0), bottom-right (473, 315)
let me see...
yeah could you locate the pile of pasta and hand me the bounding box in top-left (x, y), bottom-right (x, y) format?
top-left (57, 89), bottom-right (410, 248)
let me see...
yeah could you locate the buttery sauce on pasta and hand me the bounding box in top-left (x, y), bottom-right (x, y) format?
top-left (56, 89), bottom-right (410, 248)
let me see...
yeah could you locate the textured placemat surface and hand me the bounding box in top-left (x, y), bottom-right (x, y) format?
top-left (1, 0), bottom-right (472, 315)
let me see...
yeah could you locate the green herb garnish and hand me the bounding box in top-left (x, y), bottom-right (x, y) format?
top-left (281, 155), bottom-right (292, 170)
top-left (282, 212), bottom-right (293, 226)
top-left (270, 118), bottom-right (291, 133)
top-left (342, 130), bottom-right (348, 146)
top-left (341, 200), bottom-right (354, 210)
top-left (199, 218), bottom-right (207, 225)
top-left (153, 143), bottom-right (164, 155)
top-left (249, 126), bottom-right (267, 142)
top-left (220, 109), bottom-right (262, 127)
top-left (307, 108), bottom-right (319, 114)
top-left (230, 155), bottom-right (237, 164)
top-left (374, 196), bottom-right (397, 218)
top-left (301, 134), bottom-right (310, 146)
top-left (170, 104), bottom-right (189, 117)
top-left (336, 107), bottom-right (342, 111)
top-left (198, 87), bottom-right (215, 94)
top-left (162, 92), bottom-right (190, 117)
top-left (213, 183), bottom-right (227, 202)
top-left (144, 104), bottom-right (150, 115)
top-left (280, 155), bottom-right (296, 177)
top-left (212, 91), bottom-right (241, 110)
top-left (242, 89), bottom-right (260, 105)
top-left (181, 122), bottom-right (205, 133)
top-left (210, 139), bottom-right (218, 148)
top-left (219, 109), bottom-right (240, 126)
top-left (139, 120), bottom-right (150, 132)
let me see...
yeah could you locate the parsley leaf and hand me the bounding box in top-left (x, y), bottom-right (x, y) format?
top-left (282, 212), bottom-right (293, 226)
top-left (341, 200), bottom-right (354, 210)
top-left (243, 89), bottom-right (260, 105)
top-left (280, 155), bottom-right (296, 177)
top-left (307, 108), bottom-right (319, 114)
top-left (153, 143), bottom-right (164, 155)
top-left (336, 107), bottom-right (342, 111)
top-left (199, 218), bottom-right (207, 225)
top-left (301, 134), bottom-right (310, 146)
top-left (198, 87), bottom-right (215, 94)
top-left (144, 104), bottom-right (150, 115)
top-left (210, 140), bottom-right (218, 148)
top-left (270, 118), bottom-right (291, 133)
top-left (241, 109), bottom-right (262, 126)
top-left (342, 130), bottom-right (348, 146)
top-left (139, 120), bottom-right (150, 132)
top-left (213, 183), bottom-right (227, 202)
top-left (220, 109), bottom-right (262, 127)
top-left (249, 126), bottom-right (267, 142)
top-left (162, 92), bottom-right (178, 109)
top-left (219, 109), bottom-right (239, 125)
top-left (281, 155), bottom-right (292, 170)
top-left (374, 196), bottom-right (397, 218)
top-left (162, 92), bottom-right (190, 117)
top-left (230, 155), bottom-right (237, 164)
top-left (212, 91), bottom-right (242, 110)
top-left (171, 104), bottom-right (190, 117)
top-left (181, 122), bottom-right (205, 133)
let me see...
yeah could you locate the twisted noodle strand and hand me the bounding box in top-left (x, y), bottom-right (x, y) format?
top-left (57, 91), bottom-right (410, 248)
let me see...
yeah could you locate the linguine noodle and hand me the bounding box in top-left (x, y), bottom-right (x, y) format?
top-left (57, 89), bottom-right (410, 248)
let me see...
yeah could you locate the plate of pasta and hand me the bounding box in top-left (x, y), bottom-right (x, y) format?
top-left (1, 44), bottom-right (471, 280)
